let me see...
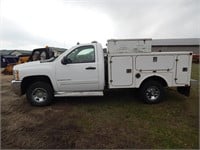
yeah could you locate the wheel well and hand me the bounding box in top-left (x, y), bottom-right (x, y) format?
top-left (140, 76), bottom-right (168, 88)
top-left (21, 76), bottom-right (53, 94)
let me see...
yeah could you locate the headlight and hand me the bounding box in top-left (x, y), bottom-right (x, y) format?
top-left (13, 70), bottom-right (19, 81)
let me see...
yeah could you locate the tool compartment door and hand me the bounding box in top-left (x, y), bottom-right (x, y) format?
top-left (176, 55), bottom-right (190, 84)
top-left (110, 56), bottom-right (133, 86)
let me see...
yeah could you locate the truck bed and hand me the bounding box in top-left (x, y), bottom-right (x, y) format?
top-left (107, 51), bottom-right (192, 89)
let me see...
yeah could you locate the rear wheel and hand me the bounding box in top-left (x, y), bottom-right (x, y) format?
top-left (140, 80), bottom-right (165, 104)
top-left (26, 82), bottom-right (53, 106)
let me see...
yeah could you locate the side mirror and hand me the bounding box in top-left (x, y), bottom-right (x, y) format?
top-left (61, 56), bottom-right (72, 65)
top-left (61, 56), bottom-right (68, 65)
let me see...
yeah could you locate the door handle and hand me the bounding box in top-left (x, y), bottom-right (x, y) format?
top-left (85, 67), bottom-right (96, 70)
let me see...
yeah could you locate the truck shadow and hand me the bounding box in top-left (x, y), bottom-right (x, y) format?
top-left (53, 87), bottom-right (191, 106)
top-left (54, 89), bottom-right (141, 105)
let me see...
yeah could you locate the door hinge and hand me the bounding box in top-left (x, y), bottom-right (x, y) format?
top-left (175, 78), bottom-right (177, 81)
top-left (110, 60), bottom-right (112, 63)
top-left (110, 80), bottom-right (113, 82)
top-left (176, 59), bottom-right (178, 61)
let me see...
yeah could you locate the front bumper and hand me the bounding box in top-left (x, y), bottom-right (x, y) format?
top-left (11, 80), bottom-right (22, 96)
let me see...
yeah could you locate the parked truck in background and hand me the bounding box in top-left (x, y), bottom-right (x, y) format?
top-left (11, 39), bottom-right (192, 106)
top-left (2, 46), bottom-right (66, 75)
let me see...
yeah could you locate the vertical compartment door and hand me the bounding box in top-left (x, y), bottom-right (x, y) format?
top-left (176, 55), bottom-right (190, 84)
top-left (110, 56), bottom-right (133, 86)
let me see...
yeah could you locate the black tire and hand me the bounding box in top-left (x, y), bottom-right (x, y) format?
top-left (26, 81), bottom-right (53, 106)
top-left (139, 80), bottom-right (165, 104)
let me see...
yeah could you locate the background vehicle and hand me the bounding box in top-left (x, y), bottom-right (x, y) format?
top-left (2, 47), bottom-right (66, 75)
top-left (192, 54), bottom-right (199, 63)
top-left (11, 39), bottom-right (193, 106)
top-left (1, 55), bottom-right (30, 75)
top-left (1, 55), bottom-right (19, 68)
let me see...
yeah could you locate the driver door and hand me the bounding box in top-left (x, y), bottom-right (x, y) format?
top-left (55, 45), bottom-right (99, 92)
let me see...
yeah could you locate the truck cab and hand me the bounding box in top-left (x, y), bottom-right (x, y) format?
top-left (12, 42), bottom-right (105, 106)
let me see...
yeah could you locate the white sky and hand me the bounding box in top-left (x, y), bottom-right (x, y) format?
top-left (0, 0), bottom-right (199, 50)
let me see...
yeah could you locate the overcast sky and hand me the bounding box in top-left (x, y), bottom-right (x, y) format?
top-left (0, 0), bottom-right (199, 50)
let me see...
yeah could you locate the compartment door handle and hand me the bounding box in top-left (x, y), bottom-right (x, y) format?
top-left (85, 67), bottom-right (96, 70)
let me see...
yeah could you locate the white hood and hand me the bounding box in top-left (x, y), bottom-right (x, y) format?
top-left (13, 61), bottom-right (41, 70)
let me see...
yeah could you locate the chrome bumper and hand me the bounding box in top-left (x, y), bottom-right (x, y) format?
top-left (11, 80), bottom-right (22, 96)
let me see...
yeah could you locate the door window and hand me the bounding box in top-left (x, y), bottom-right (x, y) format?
top-left (67, 46), bottom-right (95, 63)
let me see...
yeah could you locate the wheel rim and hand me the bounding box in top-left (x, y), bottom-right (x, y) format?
top-left (32, 88), bottom-right (47, 103)
top-left (145, 86), bottom-right (160, 101)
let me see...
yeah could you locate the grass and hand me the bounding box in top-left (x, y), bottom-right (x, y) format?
top-left (191, 63), bottom-right (199, 80)
top-left (1, 63), bottom-right (199, 149)
top-left (55, 63), bottom-right (199, 148)
top-left (61, 89), bottom-right (199, 148)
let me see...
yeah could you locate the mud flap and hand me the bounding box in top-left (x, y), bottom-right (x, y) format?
top-left (177, 86), bottom-right (190, 97)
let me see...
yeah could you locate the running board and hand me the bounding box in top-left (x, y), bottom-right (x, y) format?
top-left (54, 91), bottom-right (104, 97)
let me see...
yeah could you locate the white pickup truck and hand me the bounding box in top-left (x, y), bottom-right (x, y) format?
top-left (11, 39), bottom-right (192, 106)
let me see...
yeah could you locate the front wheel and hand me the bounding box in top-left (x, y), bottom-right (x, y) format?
top-left (26, 82), bottom-right (53, 106)
top-left (140, 80), bottom-right (165, 104)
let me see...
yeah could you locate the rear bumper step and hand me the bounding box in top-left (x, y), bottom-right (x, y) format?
top-left (177, 86), bottom-right (190, 97)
